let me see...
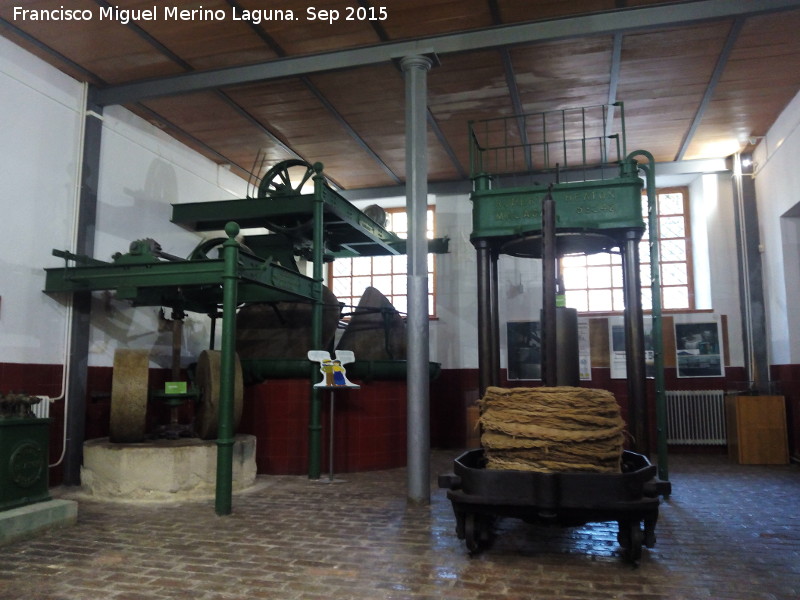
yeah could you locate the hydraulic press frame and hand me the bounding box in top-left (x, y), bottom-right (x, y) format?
top-left (468, 103), bottom-right (668, 478)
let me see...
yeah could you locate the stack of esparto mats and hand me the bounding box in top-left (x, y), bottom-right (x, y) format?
top-left (479, 386), bottom-right (626, 473)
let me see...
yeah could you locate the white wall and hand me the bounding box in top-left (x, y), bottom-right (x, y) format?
top-left (691, 172), bottom-right (744, 367)
top-left (88, 105), bottom-right (246, 368)
top-left (0, 39), bottom-right (248, 369)
top-left (429, 193), bottom-right (480, 369)
top-left (752, 90), bottom-right (800, 365)
top-left (0, 37), bottom-right (84, 365)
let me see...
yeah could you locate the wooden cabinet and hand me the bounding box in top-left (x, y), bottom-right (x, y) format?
top-left (725, 395), bottom-right (789, 464)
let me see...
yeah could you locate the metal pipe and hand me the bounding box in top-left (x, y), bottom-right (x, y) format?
top-left (541, 188), bottom-right (558, 386)
top-left (215, 221), bottom-right (240, 515)
top-left (209, 314), bottom-right (217, 350)
top-left (475, 239), bottom-right (494, 396)
top-left (729, 153), bottom-right (770, 393)
top-left (632, 152), bottom-right (668, 480)
top-left (48, 83), bottom-right (89, 470)
top-left (401, 54), bottom-right (433, 505)
top-left (307, 164), bottom-right (326, 480)
top-left (170, 311), bottom-right (183, 426)
top-left (489, 247), bottom-right (501, 385)
top-left (622, 229), bottom-right (650, 456)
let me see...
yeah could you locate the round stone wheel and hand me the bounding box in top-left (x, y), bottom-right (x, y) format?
top-left (195, 350), bottom-right (244, 440)
top-left (109, 349), bottom-right (150, 443)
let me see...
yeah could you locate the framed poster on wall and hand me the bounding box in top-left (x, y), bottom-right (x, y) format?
top-left (674, 320), bottom-right (724, 377)
top-left (608, 316), bottom-right (654, 379)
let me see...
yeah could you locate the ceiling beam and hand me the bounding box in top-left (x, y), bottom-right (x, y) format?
top-left (225, 0), bottom-right (400, 184)
top-left (604, 33), bottom-right (623, 142)
top-left (674, 17), bottom-right (744, 161)
top-left (427, 109), bottom-right (468, 180)
top-left (0, 18), bottom-right (104, 84)
top-left (90, 0), bottom-right (800, 106)
top-left (302, 76), bottom-right (402, 184)
top-left (500, 48), bottom-right (532, 171)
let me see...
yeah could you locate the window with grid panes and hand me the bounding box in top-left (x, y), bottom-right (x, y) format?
top-left (561, 187), bottom-right (693, 313)
top-left (329, 207), bottom-right (436, 317)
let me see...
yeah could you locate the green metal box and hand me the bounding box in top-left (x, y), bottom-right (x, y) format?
top-left (471, 177), bottom-right (645, 242)
top-left (0, 418), bottom-right (51, 512)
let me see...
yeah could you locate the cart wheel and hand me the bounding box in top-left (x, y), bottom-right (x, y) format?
top-left (464, 513), bottom-right (481, 553)
top-left (454, 510), bottom-right (466, 540)
top-left (109, 349), bottom-right (150, 443)
top-left (618, 519), bottom-right (644, 563)
top-left (464, 513), bottom-right (493, 554)
top-left (195, 350), bottom-right (244, 440)
top-left (644, 511), bottom-right (658, 548)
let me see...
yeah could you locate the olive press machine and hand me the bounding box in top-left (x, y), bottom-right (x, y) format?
top-left (44, 160), bottom-right (447, 514)
top-left (439, 102), bottom-right (671, 562)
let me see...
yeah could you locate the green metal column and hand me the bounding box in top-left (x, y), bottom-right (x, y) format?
top-left (215, 221), bottom-right (240, 515)
top-left (628, 151), bottom-right (668, 482)
top-left (307, 163), bottom-right (326, 480)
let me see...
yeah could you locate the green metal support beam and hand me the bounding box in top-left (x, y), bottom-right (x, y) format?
top-left (215, 223), bottom-right (240, 515)
top-left (171, 186), bottom-right (405, 257)
top-left (44, 253), bottom-right (316, 306)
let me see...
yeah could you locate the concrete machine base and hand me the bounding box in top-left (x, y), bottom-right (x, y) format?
top-left (0, 499), bottom-right (78, 546)
top-left (81, 434), bottom-right (257, 502)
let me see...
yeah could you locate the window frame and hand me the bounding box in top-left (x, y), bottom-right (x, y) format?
top-left (327, 206), bottom-right (437, 318)
top-left (560, 186), bottom-right (695, 315)
top-left (654, 186), bottom-right (695, 312)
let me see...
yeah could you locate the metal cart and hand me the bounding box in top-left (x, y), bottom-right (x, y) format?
top-left (439, 448), bottom-right (671, 563)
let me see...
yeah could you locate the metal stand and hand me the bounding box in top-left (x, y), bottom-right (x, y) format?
top-left (314, 385), bottom-right (360, 483)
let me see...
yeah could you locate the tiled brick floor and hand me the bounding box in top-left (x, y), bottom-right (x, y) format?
top-left (1, 452), bottom-right (798, 599)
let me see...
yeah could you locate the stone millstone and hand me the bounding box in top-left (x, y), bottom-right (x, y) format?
top-left (109, 349), bottom-right (150, 443)
top-left (336, 286), bottom-right (406, 360)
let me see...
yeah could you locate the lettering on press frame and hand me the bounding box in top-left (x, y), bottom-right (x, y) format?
top-left (491, 190), bottom-right (620, 223)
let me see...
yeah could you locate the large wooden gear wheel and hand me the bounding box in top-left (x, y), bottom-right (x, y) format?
top-left (109, 349), bottom-right (150, 443)
top-left (194, 349), bottom-right (244, 440)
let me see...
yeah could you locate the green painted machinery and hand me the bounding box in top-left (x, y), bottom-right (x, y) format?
top-left (1, 395), bottom-right (51, 512)
top-left (43, 160), bottom-right (449, 512)
top-left (468, 103), bottom-right (667, 480)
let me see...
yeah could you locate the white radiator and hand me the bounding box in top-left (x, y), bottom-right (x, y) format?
top-left (32, 396), bottom-right (51, 419)
top-left (665, 390), bottom-right (727, 445)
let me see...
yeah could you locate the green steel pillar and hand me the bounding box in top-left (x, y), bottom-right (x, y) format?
top-left (627, 151), bottom-right (668, 482)
top-left (307, 162), bottom-right (326, 480)
top-left (215, 221), bottom-right (240, 515)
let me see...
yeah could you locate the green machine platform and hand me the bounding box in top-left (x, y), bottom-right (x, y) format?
top-left (43, 160), bottom-right (449, 513)
top-left (468, 103), bottom-right (667, 480)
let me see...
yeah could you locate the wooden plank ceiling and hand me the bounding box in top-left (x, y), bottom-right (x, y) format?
top-left (3, 0), bottom-right (800, 190)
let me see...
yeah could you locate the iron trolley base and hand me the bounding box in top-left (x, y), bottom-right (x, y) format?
top-left (438, 449), bottom-right (671, 563)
